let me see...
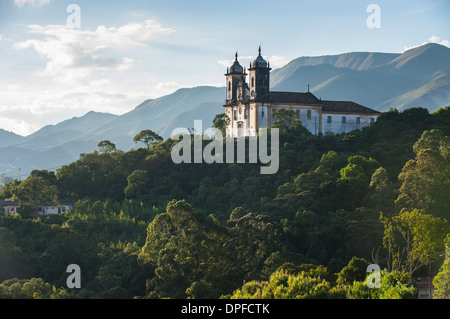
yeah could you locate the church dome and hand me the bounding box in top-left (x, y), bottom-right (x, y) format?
top-left (251, 46), bottom-right (268, 68)
top-left (229, 52), bottom-right (244, 74)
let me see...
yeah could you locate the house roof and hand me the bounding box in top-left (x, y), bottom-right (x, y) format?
top-left (0, 201), bottom-right (19, 206)
top-left (267, 91), bottom-right (321, 105)
top-left (322, 100), bottom-right (381, 115)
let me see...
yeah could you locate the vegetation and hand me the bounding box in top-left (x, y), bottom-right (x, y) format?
top-left (0, 106), bottom-right (449, 299)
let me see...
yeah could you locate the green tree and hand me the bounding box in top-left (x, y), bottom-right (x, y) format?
top-left (381, 209), bottom-right (448, 274)
top-left (396, 129), bottom-right (450, 219)
top-left (133, 129), bottom-right (163, 149)
top-left (336, 257), bottom-right (370, 285)
top-left (13, 176), bottom-right (58, 218)
top-left (433, 234), bottom-right (450, 299)
top-left (98, 140), bottom-right (117, 154)
top-left (228, 269), bottom-right (336, 299)
top-left (124, 170), bottom-right (149, 199)
top-left (368, 167), bottom-right (394, 211)
top-left (212, 113), bottom-right (230, 136)
top-left (272, 109), bottom-right (301, 131)
top-left (139, 200), bottom-right (231, 298)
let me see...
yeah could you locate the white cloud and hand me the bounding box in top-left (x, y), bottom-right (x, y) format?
top-left (403, 35), bottom-right (450, 52)
top-left (14, 20), bottom-right (175, 83)
top-left (14, 0), bottom-right (51, 8)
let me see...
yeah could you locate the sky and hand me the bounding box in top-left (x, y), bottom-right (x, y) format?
top-left (0, 0), bottom-right (449, 136)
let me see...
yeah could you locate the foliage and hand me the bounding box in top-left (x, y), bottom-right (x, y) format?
top-left (133, 129), bottom-right (163, 149)
top-left (0, 106), bottom-right (449, 299)
top-left (433, 234), bottom-right (450, 299)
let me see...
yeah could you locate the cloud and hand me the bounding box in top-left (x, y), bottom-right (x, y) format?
top-left (14, 20), bottom-right (175, 82)
top-left (14, 0), bottom-right (51, 7)
top-left (403, 35), bottom-right (450, 52)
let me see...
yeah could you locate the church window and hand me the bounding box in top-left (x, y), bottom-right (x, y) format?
top-left (251, 77), bottom-right (254, 87)
top-left (327, 116), bottom-right (332, 124)
top-left (234, 110), bottom-right (237, 120)
top-left (228, 81), bottom-right (231, 91)
top-left (244, 108), bottom-right (248, 119)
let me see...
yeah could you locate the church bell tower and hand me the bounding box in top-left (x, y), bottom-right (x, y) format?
top-left (225, 52), bottom-right (247, 105)
top-left (248, 46), bottom-right (271, 101)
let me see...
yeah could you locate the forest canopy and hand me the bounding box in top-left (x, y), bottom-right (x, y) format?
top-left (0, 106), bottom-right (449, 299)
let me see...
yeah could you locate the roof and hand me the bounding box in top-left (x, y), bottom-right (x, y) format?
top-left (322, 100), bottom-right (381, 115)
top-left (267, 91), bottom-right (321, 105)
top-left (0, 201), bottom-right (19, 206)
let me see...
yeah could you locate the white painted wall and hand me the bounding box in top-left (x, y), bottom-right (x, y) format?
top-left (322, 114), bottom-right (377, 134)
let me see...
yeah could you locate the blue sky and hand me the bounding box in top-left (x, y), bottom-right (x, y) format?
top-left (0, 0), bottom-right (449, 136)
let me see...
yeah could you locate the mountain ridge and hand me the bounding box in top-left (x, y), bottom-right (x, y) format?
top-left (1, 43), bottom-right (449, 177)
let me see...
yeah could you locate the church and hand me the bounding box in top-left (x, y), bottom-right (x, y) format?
top-left (224, 47), bottom-right (382, 138)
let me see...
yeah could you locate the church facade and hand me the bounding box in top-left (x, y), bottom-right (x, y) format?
top-left (224, 47), bottom-right (381, 138)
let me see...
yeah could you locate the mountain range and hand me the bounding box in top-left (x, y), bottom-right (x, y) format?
top-left (1, 43), bottom-right (449, 179)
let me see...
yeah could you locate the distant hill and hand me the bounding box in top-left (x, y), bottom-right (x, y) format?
top-left (0, 129), bottom-right (25, 148)
top-left (1, 43), bottom-right (449, 178)
top-left (75, 86), bottom-right (224, 150)
top-left (271, 43), bottom-right (450, 111)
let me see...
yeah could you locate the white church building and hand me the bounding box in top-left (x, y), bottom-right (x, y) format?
top-left (224, 48), bottom-right (381, 137)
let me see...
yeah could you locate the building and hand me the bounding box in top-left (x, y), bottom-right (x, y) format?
top-left (0, 200), bottom-right (73, 217)
top-left (413, 277), bottom-right (435, 299)
top-left (224, 47), bottom-right (382, 138)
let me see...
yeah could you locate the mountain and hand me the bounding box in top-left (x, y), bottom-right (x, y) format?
top-left (1, 43), bottom-right (450, 178)
top-left (0, 87), bottom-right (224, 177)
top-left (77, 86), bottom-right (224, 150)
top-left (0, 129), bottom-right (25, 148)
top-left (271, 43), bottom-right (450, 111)
top-left (16, 111), bottom-right (118, 150)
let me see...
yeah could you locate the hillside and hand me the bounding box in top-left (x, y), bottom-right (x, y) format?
top-left (0, 129), bottom-right (25, 148)
top-left (0, 106), bottom-right (449, 299)
top-left (271, 43), bottom-right (450, 110)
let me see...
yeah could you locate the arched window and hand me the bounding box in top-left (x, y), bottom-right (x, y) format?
top-left (228, 81), bottom-right (231, 91)
top-left (251, 77), bottom-right (254, 87)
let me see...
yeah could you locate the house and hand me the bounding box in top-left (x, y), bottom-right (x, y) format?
top-left (0, 200), bottom-right (73, 217)
top-left (413, 277), bottom-right (435, 299)
top-left (0, 201), bottom-right (20, 216)
top-left (224, 47), bottom-right (382, 137)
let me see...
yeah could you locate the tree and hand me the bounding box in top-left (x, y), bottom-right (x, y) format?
top-left (139, 200), bottom-right (232, 298)
top-left (395, 129), bottom-right (450, 219)
top-left (272, 109), bottom-right (301, 131)
top-left (98, 140), bottom-right (117, 154)
top-left (13, 176), bottom-right (58, 218)
top-left (133, 130), bottom-right (163, 149)
top-left (124, 170), bottom-right (149, 199)
top-left (212, 113), bottom-right (230, 136)
top-left (368, 167), bottom-right (394, 211)
top-left (381, 209), bottom-right (448, 274)
top-left (336, 257), bottom-right (370, 285)
top-left (433, 235), bottom-right (450, 299)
